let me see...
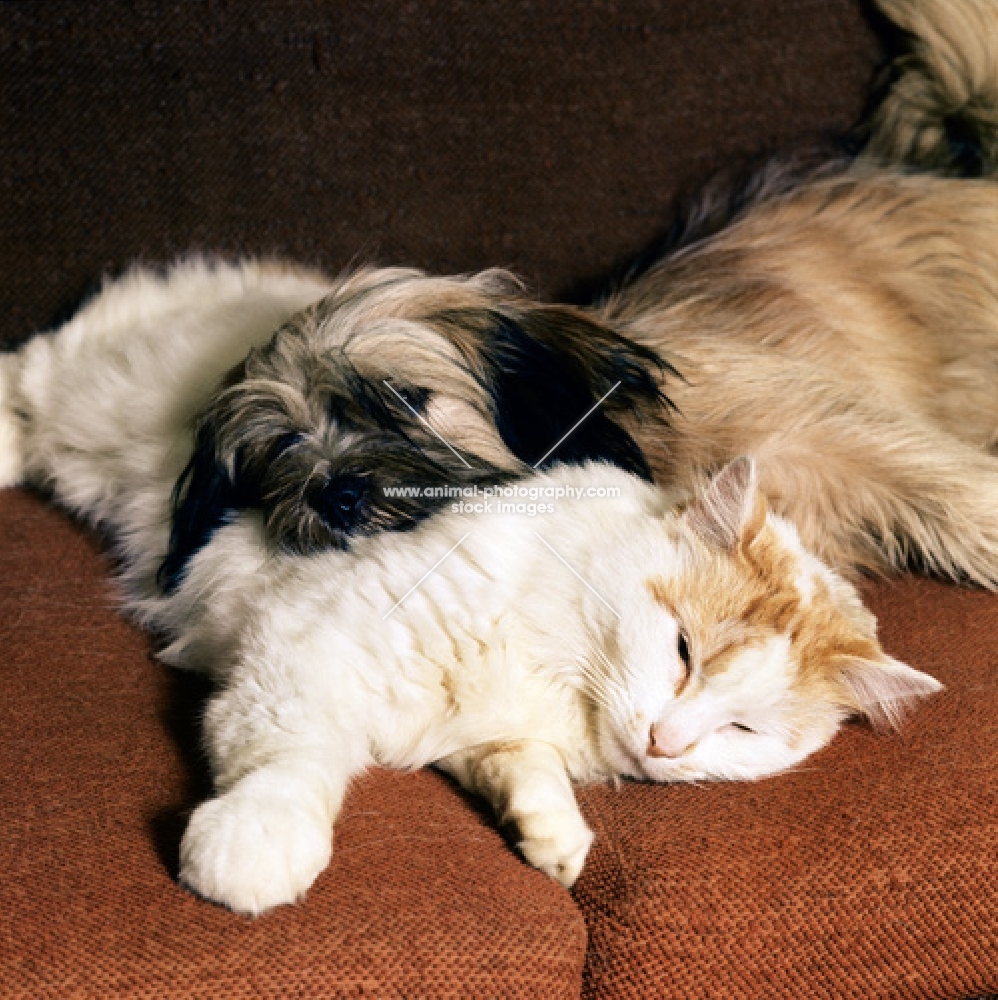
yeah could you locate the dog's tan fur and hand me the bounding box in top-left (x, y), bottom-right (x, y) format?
top-left (863, 0), bottom-right (998, 175)
top-left (604, 169), bottom-right (998, 584)
top-left (583, 0), bottom-right (998, 586)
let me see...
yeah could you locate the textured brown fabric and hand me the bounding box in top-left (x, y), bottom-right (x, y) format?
top-left (0, 489), bottom-right (587, 998)
top-left (8, 1), bottom-right (995, 998)
top-left (575, 576), bottom-right (998, 1000)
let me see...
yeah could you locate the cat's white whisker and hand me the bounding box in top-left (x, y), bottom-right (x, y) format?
top-left (574, 659), bottom-right (613, 706)
top-left (588, 680), bottom-right (624, 716)
top-left (574, 653), bottom-right (626, 715)
top-left (585, 640), bottom-right (633, 716)
top-left (591, 643), bottom-right (626, 681)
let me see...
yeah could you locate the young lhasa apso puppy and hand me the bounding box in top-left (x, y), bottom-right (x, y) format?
top-left (0, 260), bottom-right (666, 598)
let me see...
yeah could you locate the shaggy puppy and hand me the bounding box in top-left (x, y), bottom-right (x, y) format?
top-left (165, 265), bottom-right (667, 591)
top-left (0, 259), bottom-right (666, 599)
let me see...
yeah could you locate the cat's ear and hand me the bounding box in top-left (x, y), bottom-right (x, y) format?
top-left (684, 456), bottom-right (767, 553)
top-left (840, 655), bottom-right (943, 732)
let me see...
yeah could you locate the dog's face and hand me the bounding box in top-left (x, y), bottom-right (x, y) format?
top-left (160, 268), bottom-right (670, 592)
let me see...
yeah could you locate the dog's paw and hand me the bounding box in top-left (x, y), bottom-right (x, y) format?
top-left (179, 782), bottom-right (332, 916)
top-left (516, 808), bottom-right (594, 888)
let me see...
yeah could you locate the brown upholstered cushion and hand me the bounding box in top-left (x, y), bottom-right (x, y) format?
top-left (575, 576), bottom-right (998, 999)
top-left (0, 490), bottom-right (586, 998)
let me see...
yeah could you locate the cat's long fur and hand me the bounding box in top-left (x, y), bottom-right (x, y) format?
top-left (590, 0), bottom-right (998, 587)
top-left (149, 458), bottom-right (938, 914)
top-left (0, 256), bottom-right (940, 914)
top-left (0, 288), bottom-right (942, 912)
top-left (0, 316), bottom-right (941, 912)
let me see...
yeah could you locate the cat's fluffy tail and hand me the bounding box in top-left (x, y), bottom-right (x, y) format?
top-left (0, 349), bottom-right (26, 488)
top-left (862, 0), bottom-right (998, 175)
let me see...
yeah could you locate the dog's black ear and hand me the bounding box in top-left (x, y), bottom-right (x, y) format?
top-left (546, 407), bottom-right (655, 480)
top-left (480, 306), bottom-right (671, 478)
top-left (158, 421), bottom-right (248, 594)
top-left (516, 304), bottom-right (673, 416)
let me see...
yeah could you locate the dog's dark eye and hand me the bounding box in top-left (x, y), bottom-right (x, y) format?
top-left (316, 475), bottom-right (367, 525)
top-left (384, 382), bottom-right (430, 414)
top-left (405, 386), bottom-right (430, 412)
top-left (332, 480), bottom-right (364, 513)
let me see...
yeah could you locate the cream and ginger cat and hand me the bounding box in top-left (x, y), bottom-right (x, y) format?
top-left (157, 458), bottom-right (939, 914)
top-left (0, 267), bottom-right (939, 913)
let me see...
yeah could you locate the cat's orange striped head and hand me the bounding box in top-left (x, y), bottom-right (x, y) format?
top-left (600, 458), bottom-right (942, 783)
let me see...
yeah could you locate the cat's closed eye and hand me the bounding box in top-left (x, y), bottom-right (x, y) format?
top-left (727, 722), bottom-right (756, 734)
top-left (677, 630), bottom-right (691, 671)
top-left (675, 628), bottom-right (693, 694)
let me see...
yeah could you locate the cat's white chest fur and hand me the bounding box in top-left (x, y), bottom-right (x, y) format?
top-left (377, 599), bottom-right (592, 773)
top-left (223, 510), bottom-right (601, 779)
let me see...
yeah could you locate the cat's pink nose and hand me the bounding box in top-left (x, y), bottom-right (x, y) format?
top-left (647, 723), bottom-right (692, 759)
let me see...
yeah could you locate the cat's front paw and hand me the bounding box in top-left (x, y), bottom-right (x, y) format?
top-left (516, 809), bottom-right (594, 888)
top-left (179, 781), bottom-right (332, 916)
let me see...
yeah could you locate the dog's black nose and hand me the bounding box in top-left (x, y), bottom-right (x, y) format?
top-left (315, 475), bottom-right (366, 528)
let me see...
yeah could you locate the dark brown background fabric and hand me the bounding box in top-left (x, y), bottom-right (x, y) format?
top-left (1, 0), bottom-right (877, 342)
top-left (3, 1), bottom-right (996, 998)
